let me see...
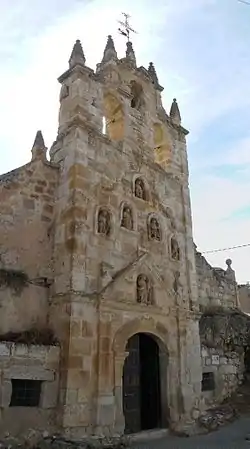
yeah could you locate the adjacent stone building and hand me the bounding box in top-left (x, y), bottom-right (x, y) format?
top-left (239, 284), bottom-right (250, 315)
top-left (0, 36), bottom-right (247, 439)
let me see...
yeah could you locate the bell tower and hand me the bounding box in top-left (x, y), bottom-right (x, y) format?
top-left (49, 30), bottom-right (201, 437)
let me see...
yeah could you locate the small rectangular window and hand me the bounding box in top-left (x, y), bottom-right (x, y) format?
top-left (202, 372), bottom-right (215, 392)
top-left (10, 379), bottom-right (42, 407)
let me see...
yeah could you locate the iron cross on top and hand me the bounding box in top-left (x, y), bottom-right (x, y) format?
top-left (118, 12), bottom-right (137, 42)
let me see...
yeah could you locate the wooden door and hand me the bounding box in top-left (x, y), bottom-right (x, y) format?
top-left (122, 334), bottom-right (141, 433)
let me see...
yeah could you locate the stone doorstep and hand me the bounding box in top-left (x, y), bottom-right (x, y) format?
top-left (128, 428), bottom-right (169, 442)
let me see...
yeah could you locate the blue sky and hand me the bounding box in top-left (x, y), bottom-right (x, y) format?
top-left (0, 0), bottom-right (250, 283)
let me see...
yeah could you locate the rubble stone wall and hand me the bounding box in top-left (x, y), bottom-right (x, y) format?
top-left (195, 249), bottom-right (238, 312)
top-left (239, 284), bottom-right (250, 314)
top-left (0, 160), bottom-right (58, 335)
top-left (201, 345), bottom-right (244, 407)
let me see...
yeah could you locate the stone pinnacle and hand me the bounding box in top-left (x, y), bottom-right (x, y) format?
top-left (148, 62), bottom-right (159, 85)
top-left (101, 35), bottom-right (117, 63)
top-left (126, 41), bottom-right (136, 66)
top-left (170, 98), bottom-right (181, 125)
top-left (31, 130), bottom-right (47, 161)
top-left (69, 39), bottom-right (86, 68)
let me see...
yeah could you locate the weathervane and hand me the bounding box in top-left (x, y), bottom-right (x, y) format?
top-left (118, 13), bottom-right (137, 42)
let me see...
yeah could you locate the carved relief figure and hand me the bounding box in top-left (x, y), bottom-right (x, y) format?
top-left (149, 217), bottom-right (161, 241)
top-left (135, 178), bottom-right (146, 200)
top-left (171, 237), bottom-right (180, 261)
top-left (97, 209), bottom-right (111, 236)
top-left (136, 275), bottom-right (153, 305)
top-left (121, 205), bottom-right (133, 230)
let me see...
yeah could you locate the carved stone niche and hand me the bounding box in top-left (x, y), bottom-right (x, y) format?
top-left (97, 208), bottom-right (111, 236)
top-left (136, 274), bottom-right (154, 305)
top-left (170, 237), bottom-right (180, 261)
top-left (134, 178), bottom-right (147, 200)
top-left (148, 217), bottom-right (161, 241)
top-left (121, 205), bottom-right (133, 230)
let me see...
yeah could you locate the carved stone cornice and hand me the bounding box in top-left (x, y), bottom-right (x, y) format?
top-left (58, 64), bottom-right (94, 84)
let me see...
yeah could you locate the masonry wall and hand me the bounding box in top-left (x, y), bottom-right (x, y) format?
top-left (195, 249), bottom-right (238, 312)
top-left (239, 284), bottom-right (250, 314)
top-left (0, 160), bottom-right (58, 335)
top-left (46, 45), bottom-right (203, 437)
top-left (201, 345), bottom-right (244, 407)
top-left (0, 342), bottom-right (60, 437)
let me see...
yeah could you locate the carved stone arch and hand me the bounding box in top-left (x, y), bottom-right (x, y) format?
top-left (120, 201), bottom-right (135, 231)
top-left (133, 175), bottom-right (149, 201)
top-left (147, 213), bottom-right (162, 241)
top-left (95, 205), bottom-right (114, 236)
top-left (169, 234), bottom-right (181, 261)
top-left (113, 317), bottom-right (169, 355)
top-left (103, 91), bottom-right (124, 141)
top-left (112, 318), bottom-right (170, 432)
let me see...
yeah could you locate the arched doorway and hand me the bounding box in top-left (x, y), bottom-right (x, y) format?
top-left (122, 333), bottom-right (162, 434)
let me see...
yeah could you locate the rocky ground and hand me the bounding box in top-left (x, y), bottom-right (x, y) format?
top-left (1, 383), bottom-right (250, 449)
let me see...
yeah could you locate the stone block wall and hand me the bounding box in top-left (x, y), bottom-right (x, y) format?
top-left (0, 159), bottom-right (58, 335)
top-left (201, 345), bottom-right (244, 407)
top-left (195, 248), bottom-right (238, 312)
top-left (0, 342), bottom-right (60, 437)
top-left (239, 284), bottom-right (250, 314)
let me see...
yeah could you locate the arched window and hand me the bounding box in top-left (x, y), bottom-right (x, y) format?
top-left (136, 274), bottom-right (153, 305)
top-left (170, 237), bottom-right (180, 261)
top-left (148, 217), bottom-right (161, 241)
top-left (103, 93), bottom-right (124, 141)
top-left (97, 208), bottom-right (111, 236)
top-left (153, 123), bottom-right (172, 166)
top-left (121, 204), bottom-right (133, 230)
top-left (134, 178), bottom-right (146, 200)
top-left (130, 81), bottom-right (144, 111)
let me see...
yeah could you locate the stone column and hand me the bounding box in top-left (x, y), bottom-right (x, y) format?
top-left (113, 351), bottom-right (129, 434)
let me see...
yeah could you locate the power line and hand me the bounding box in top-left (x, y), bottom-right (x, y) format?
top-left (202, 242), bottom-right (250, 254)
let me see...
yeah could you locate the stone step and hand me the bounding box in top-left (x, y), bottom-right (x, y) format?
top-left (129, 428), bottom-right (169, 442)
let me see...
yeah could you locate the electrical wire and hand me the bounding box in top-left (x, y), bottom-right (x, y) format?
top-left (202, 242), bottom-right (250, 254)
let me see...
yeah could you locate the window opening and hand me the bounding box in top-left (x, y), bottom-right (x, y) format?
top-left (102, 116), bottom-right (107, 134)
top-left (10, 379), bottom-right (42, 407)
top-left (201, 372), bottom-right (215, 392)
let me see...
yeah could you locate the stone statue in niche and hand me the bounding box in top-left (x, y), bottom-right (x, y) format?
top-left (171, 237), bottom-right (180, 261)
top-left (60, 84), bottom-right (69, 101)
top-left (121, 206), bottom-right (133, 230)
top-left (136, 275), bottom-right (153, 305)
top-left (135, 178), bottom-right (146, 200)
top-left (97, 209), bottom-right (111, 236)
top-left (149, 217), bottom-right (161, 241)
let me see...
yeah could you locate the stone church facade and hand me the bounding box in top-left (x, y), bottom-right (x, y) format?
top-left (0, 36), bottom-right (242, 438)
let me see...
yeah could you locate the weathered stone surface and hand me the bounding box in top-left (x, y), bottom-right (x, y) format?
top-left (0, 35), bottom-right (246, 440)
top-left (198, 403), bottom-right (237, 432)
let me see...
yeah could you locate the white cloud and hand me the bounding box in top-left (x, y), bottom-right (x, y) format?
top-left (0, 0), bottom-right (250, 284)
